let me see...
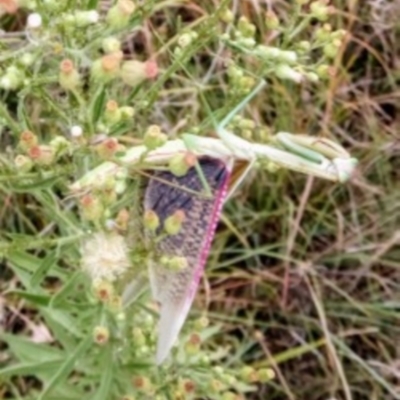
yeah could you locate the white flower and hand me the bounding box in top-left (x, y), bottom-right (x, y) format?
top-left (81, 232), bottom-right (130, 282)
top-left (70, 125), bottom-right (83, 137)
top-left (27, 13), bottom-right (42, 29)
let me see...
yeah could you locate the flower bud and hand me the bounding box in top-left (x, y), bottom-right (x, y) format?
top-left (120, 59), bottom-right (158, 87)
top-left (161, 255), bottom-right (188, 271)
top-left (104, 100), bottom-right (122, 125)
top-left (240, 366), bottom-right (258, 383)
top-left (184, 333), bottom-right (201, 354)
top-left (49, 136), bottom-right (71, 156)
top-left (80, 194), bottom-right (104, 221)
top-left (132, 327), bottom-right (146, 346)
top-left (120, 106), bottom-right (135, 120)
top-left (257, 368), bottom-right (275, 382)
top-left (106, 0), bottom-right (136, 29)
top-left (219, 8), bottom-right (234, 23)
top-left (132, 376), bottom-right (152, 393)
top-left (310, 1), bottom-right (330, 21)
top-left (102, 37), bottom-right (121, 54)
top-left (28, 145), bottom-right (55, 166)
top-left (178, 379), bottom-right (195, 395)
top-left (108, 295), bottom-right (123, 312)
top-left (74, 10), bottom-right (99, 27)
top-left (265, 11), bottom-right (279, 30)
top-left (143, 125), bottom-right (167, 150)
top-left (93, 326), bottom-right (109, 345)
top-left (115, 208), bottom-right (130, 231)
top-left (237, 16), bottom-right (256, 38)
top-left (19, 130), bottom-right (38, 151)
top-left (143, 209), bottom-right (160, 231)
top-left (275, 65), bottom-right (303, 83)
top-left (14, 155), bottom-right (33, 172)
top-left (164, 209), bottom-right (185, 235)
top-left (0, 66), bottom-right (23, 90)
top-left (323, 40), bottom-right (341, 59)
top-left (168, 152), bottom-right (196, 177)
top-left (177, 32), bottom-right (193, 48)
top-left (59, 59), bottom-right (81, 91)
top-left (194, 316), bottom-right (209, 330)
top-left (95, 137), bottom-right (120, 159)
top-left (91, 51), bottom-right (123, 84)
top-left (93, 280), bottom-right (114, 302)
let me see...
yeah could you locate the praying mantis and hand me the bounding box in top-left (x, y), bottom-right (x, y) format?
top-left (70, 80), bottom-right (358, 364)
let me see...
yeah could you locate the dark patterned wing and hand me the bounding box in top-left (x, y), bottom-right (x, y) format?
top-left (144, 157), bottom-right (230, 363)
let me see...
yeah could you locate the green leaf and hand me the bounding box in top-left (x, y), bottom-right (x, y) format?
top-left (50, 271), bottom-right (85, 307)
top-left (2, 333), bottom-right (63, 364)
top-left (8, 175), bottom-right (62, 192)
top-left (90, 87), bottom-right (106, 125)
top-left (91, 348), bottom-right (113, 400)
top-left (30, 250), bottom-right (59, 288)
top-left (38, 334), bottom-right (93, 400)
top-left (6, 290), bottom-right (51, 307)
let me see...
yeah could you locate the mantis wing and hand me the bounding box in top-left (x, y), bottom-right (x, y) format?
top-left (144, 158), bottom-right (230, 364)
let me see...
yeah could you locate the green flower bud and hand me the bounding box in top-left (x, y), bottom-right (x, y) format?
top-left (80, 194), bottom-right (104, 221)
top-left (59, 59), bottom-right (81, 91)
top-left (14, 155), bottom-right (33, 172)
top-left (120, 60), bottom-right (158, 87)
top-left (177, 32), bottom-right (193, 48)
top-left (132, 327), bottom-right (146, 346)
top-left (219, 8), bottom-right (234, 23)
top-left (49, 136), bottom-right (71, 156)
top-left (106, 0), bottom-right (136, 29)
top-left (164, 209), bottom-right (185, 235)
top-left (275, 65), bottom-right (303, 83)
top-left (143, 209), bottom-right (160, 231)
top-left (257, 367), bottom-right (275, 382)
top-left (120, 106), bottom-right (135, 120)
top-left (265, 10), bottom-right (279, 30)
top-left (143, 125), bottom-right (167, 150)
top-left (104, 100), bottom-right (122, 125)
top-left (310, 1), bottom-right (330, 21)
top-left (95, 137), bottom-right (120, 159)
top-left (168, 152), bottom-right (196, 177)
top-left (240, 365), bottom-right (258, 383)
top-left (102, 37), bottom-right (122, 54)
top-left (237, 16), bottom-right (256, 38)
top-left (91, 52), bottom-right (123, 84)
top-left (0, 66), bottom-right (24, 90)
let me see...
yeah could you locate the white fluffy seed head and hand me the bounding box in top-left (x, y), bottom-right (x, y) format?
top-left (81, 232), bottom-right (130, 282)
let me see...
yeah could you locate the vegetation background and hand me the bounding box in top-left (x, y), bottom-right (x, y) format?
top-left (0, 0), bottom-right (399, 399)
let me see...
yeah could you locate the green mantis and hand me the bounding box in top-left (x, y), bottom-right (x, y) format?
top-left (70, 79), bottom-right (358, 194)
